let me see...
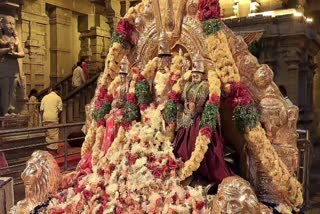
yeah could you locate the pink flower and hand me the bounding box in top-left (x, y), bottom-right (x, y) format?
top-left (51, 209), bottom-right (65, 214)
top-left (75, 184), bottom-right (85, 193)
top-left (135, 73), bottom-right (145, 82)
top-left (140, 103), bottom-right (148, 111)
top-left (185, 192), bottom-right (190, 199)
top-left (200, 126), bottom-right (213, 139)
top-left (153, 168), bottom-right (162, 179)
top-left (97, 119), bottom-right (106, 127)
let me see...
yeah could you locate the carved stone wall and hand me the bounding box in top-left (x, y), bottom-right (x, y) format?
top-left (1, 0), bottom-right (111, 94)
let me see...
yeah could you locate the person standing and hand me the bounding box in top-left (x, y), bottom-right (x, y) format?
top-left (72, 61), bottom-right (85, 88)
top-left (40, 86), bottom-right (63, 153)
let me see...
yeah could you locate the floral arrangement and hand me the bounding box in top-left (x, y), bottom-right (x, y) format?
top-left (163, 91), bottom-right (180, 124)
top-left (225, 82), bottom-right (260, 133)
top-left (39, 111), bottom-right (210, 214)
top-left (198, 0), bottom-right (221, 21)
top-left (135, 78), bottom-right (152, 107)
top-left (111, 18), bottom-right (135, 49)
top-left (92, 87), bottom-right (113, 127)
top-left (122, 93), bottom-right (140, 124)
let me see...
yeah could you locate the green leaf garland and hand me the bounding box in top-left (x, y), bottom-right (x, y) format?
top-left (123, 102), bottom-right (140, 123)
top-left (202, 19), bottom-right (221, 36)
top-left (234, 105), bottom-right (260, 133)
top-left (92, 102), bottom-right (112, 122)
top-left (200, 103), bottom-right (219, 129)
top-left (111, 32), bottom-right (131, 49)
top-left (163, 100), bottom-right (178, 123)
top-left (135, 80), bottom-right (152, 105)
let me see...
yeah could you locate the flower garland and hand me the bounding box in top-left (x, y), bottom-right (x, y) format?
top-left (200, 94), bottom-right (220, 129)
top-left (198, 0), bottom-right (221, 21)
top-left (202, 19), bottom-right (221, 36)
top-left (163, 91), bottom-right (180, 124)
top-left (92, 87), bottom-right (113, 127)
top-left (122, 93), bottom-right (140, 124)
top-left (225, 82), bottom-right (260, 133)
top-left (135, 79), bottom-right (152, 106)
top-left (111, 18), bottom-right (135, 49)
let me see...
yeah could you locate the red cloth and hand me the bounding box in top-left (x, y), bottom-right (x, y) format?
top-left (101, 109), bottom-right (124, 153)
top-left (0, 152), bottom-right (8, 168)
top-left (82, 62), bottom-right (89, 81)
top-left (173, 117), bottom-right (233, 184)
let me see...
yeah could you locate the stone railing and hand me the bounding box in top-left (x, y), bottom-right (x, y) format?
top-left (62, 72), bottom-right (101, 123)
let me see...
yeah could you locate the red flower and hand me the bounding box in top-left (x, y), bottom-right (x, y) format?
top-left (121, 122), bottom-right (132, 131)
top-left (97, 119), bottom-right (106, 127)
top-left (79, 151), bottom-right (92, 171)
top-left (185, 192), bottom-right (190, 199)
top-left (127, 93), bottom-right (137, 104)
top-left (167, 156), bottom-right (178, 170)
top-left (140, 103), bottom-right (148, 111)
top-left (118, 197), bottom-right (125, 204)
top-left (75, 184), bottom-right (85, 193)
top-left (196, 201), bottom-right (206, 210)
top-left (83, 189), bottom-right (93, 200)
top-left (198, 0), bottom-right (221, 21)
top-left (127, 153), bottom-right (137, 166)
top-left (208, 94), bottom-right (220, 105)
top-left (168, 91), bottom-right (181, 102)
top-left (135, 73), bottom-right (145, 82)
top-left (153, 168), bottom-right (162, 179)
top-left (148, 155), bottom-right (156, 163)
top-left (172, 193), bottom-right (178, 203)
top-left (51, 209), bottom-right (65, 214)
top-left (200, 126), bottom-right (213, 139)
top-left (116, 18), bottom-right (135, 42)
top-left (226, 82), bottom-right (252, 109)
top-left (109, 163), bottom-right (116, 171)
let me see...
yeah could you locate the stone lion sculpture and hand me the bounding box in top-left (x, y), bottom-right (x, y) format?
top-left (10, 151), bottom-right (61, 214)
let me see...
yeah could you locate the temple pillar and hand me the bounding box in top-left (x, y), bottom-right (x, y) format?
top-left (48, 7), bottom-right (73, 83)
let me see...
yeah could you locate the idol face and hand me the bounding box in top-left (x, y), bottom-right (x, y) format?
top-left (2, 16), bottom-right (16, 35)
top-left (192, 72), bottom-right (202, 83)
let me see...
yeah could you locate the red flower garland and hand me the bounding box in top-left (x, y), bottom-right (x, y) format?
top-left (116, 18), bottom-right (135, 42)
top-left (198, 0), bottom-right (221, 21)
top-left (200, 125), bottom-right (213, 139)
top-left (127, 93), bottom-right (137, 105)
top-left (168, 91), bottom-right (181, 102)
top-left (225, 82), bottom-right (252, 109)
top-left (208, 94), bottom-right (220, 105)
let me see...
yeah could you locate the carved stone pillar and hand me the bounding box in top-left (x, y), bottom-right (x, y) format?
top-left (48, 7), bottom-right (72, 83)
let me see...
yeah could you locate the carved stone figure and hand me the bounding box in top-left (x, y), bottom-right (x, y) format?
top-left (211, 176), bottom-right (272, 214)
top-left (11, 151), bottom-right (61, 214)
top-left (0, 15), bottom-right (25, 115)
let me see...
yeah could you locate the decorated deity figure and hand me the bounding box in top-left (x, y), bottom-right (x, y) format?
top-left (0, 16), bottom-right (25, 115)
top-left (174, 52), bottom-right (233, 184)
top-left (101, 56), bottom-right (130, 153)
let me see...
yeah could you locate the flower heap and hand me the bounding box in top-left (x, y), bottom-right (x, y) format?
top-left (111, 18), bottom-right (135, 50)
top-left (92, 87), bottom-right (113, 127)
top-left (40, 107), bottom-right (210, 214)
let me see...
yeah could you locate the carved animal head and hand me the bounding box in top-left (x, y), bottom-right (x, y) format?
top-left (21, 150), bottom-right (61, 205)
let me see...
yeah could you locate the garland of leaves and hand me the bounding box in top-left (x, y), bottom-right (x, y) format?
top-left (200, 103), bottom-right (219, 129)
top-left (111, 32), bottom-right (131, 49)
top-left (163, 100), bottom-right (178, 123)
top-left (123, 102), bottom-right (140, 123)
top-left (93, 103), bottom-right (112, 122)
top-left (202, 19), bottom-right (221, 36)
top-left (248, 39), bottom-right (267, 57)
top-left (226, 83), bottom-right (261, 133)
top-left (234, 105), bottom-right (260, 133)
top-left (135, 79), bottom-right (152, 105)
